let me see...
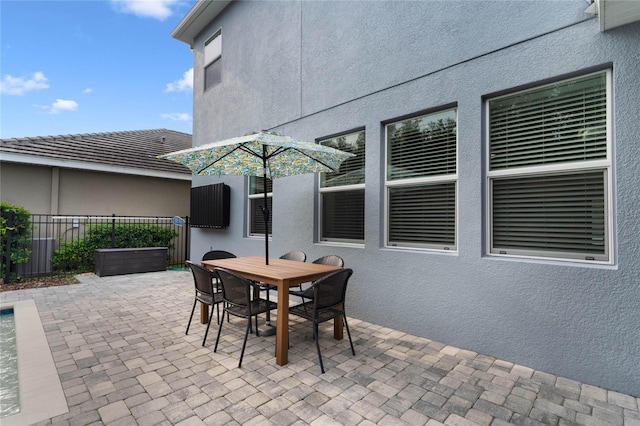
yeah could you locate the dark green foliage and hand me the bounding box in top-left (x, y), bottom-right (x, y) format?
top-left (1, 202), bottom-right (32, 280)
top-left (52, 223), bottom-right (178, 272)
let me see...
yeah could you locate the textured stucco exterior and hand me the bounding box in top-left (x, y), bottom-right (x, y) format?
top-left (1, 162), bottom-right (191, 217)
top-left (182, 1), bottom-right (640, 395)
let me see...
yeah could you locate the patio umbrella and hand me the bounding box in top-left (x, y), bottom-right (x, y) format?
top-left (158, 131), bottom-right (355, 265)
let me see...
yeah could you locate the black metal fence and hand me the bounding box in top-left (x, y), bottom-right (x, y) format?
top-left (2, 214), bottom-right (190, 283)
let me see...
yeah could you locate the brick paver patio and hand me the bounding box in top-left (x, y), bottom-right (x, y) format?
top-left (2, 271), bottom-right (638, 425)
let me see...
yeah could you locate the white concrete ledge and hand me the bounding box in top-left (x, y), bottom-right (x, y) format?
top-left (0, 299), bottom-right (68, 425)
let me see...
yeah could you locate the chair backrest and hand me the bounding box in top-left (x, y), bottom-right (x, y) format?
top-left (202, 250), bottom-right (237, 261)
top-left (313, 268), bottom-right (353, 310)
top-left (215, 268), bottom-right (252, 308)
top-left (312, 255), bottom-right (344, 267)
top-left (186, 261), bottom-right (215, 295)
top-left (280, 250), bottom-right (306, 262)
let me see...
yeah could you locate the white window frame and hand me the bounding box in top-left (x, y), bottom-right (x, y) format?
top-left (384, 108), bottom-right (458, 251)
top-left (485, 70), bottom-right (613, 264)
top-left (318, 129), bottom-right (366, 245)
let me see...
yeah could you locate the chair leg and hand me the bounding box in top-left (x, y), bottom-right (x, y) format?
top-left (314, 322), bottom-right (325, 374)
top-left (254, 314), bottom-right (259, 336)
top-left (214, 309), bottom-right (225, 353)
top-left (343, 316), bottom-right (355, 356)
top-left (238, 317), bottom-right (251, 368)
top-left (185, 299), bottom-right (197, 335)
top-left (202, 305), bottom-right (215, 346)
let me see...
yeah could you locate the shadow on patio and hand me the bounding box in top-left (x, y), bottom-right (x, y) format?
top-left (1, 271), bottom-right (638, 425)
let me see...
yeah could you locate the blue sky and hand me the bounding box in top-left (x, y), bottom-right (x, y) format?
top-left (0, 0), bottom-right (196, 139)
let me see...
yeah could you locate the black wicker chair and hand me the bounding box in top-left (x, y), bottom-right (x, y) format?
top-left (201, 250), bottom-right (237, 323)
top-left (289, 268), bottom-right (355, 373)
top-left (185, 261), bottom-right (225, 347)
top-left (280, 250), bottom-right (306, 262)
top-left (258, 251), bottom-right (307, 325)
top-left (201, 250), bottom-right (237, 261)
top-left (289, 255), bottom-right (344, 299)
top-left (214, 267), bottom-right (278, 367)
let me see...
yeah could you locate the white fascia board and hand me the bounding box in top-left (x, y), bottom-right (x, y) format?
top-left (0, 152), bottom-right (192, 181)
top-left (171, 0), bottom-right (232, 46)
top-left (599, 0), bottom-right (640, 31)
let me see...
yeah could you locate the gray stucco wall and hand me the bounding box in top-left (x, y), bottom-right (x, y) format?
top-left (187, 1), bottom-right (640, 396)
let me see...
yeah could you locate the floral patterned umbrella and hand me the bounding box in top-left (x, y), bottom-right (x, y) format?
top-left (158, 131), bottom-right (354, 264)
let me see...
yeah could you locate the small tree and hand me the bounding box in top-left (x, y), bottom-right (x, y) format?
top-left (1, 202), bottom-right (32, 282)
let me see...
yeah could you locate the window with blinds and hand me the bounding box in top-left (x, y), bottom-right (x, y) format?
top-left (204, 29), bottom-right (222, 90)
top-left (249, 176), bottom-right (272, 236)
top-left (487, 71), bottom-right (610, 262)
top-left (319, 130), bottom-right (365, 243)
top-left (385, 109), bottom-right (457, 250)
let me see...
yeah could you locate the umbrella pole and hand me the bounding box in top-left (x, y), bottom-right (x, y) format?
top-left (263, 145), bottom-right (269, 265)
top-left (259, 146), bottom-right (276, 336)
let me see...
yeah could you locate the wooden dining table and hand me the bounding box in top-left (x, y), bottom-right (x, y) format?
top-left (201, 255), bottom-right (343, 366)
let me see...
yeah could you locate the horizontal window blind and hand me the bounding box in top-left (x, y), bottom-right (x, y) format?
top-left (250, 176), bottom-right (272, 194)
top-left (490, 73), bottom-right (607, 170)
top-left (388, 183), bottom-right (456, 248)
top-left (321, 131), bottom-right (365, 188)
top-left (492, 171), bottom-right (606, 258)
top-left (321, 190), bottom-right (364, 241)
top-left (387, 110), bottom-right (457, 180)
top-left (250, 197), bottom-right (272, 236)
top-left (319, 130), bottom-right (365, 243)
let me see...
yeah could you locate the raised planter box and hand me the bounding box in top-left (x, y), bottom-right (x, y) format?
top-left (94, 247), bottom-right (168, 277)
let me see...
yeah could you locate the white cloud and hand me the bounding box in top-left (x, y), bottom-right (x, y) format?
top-left (110, 0), bottom-right (178, 21)
top-left (50, 99), bottom-right (79, 114)
top-left (161, 112), bottom-right (191, 121)
top-left (165, 68), bottom-right (193, 92)
top-left (83, 88), bottom-right (94, 94)
top-left (0, 71), bottom-right (49, 95)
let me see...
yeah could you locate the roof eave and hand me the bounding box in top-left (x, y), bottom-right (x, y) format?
top-left (171, 0), bottom-right (233, 47)
top-left (587, 0), bottom-right (640, 31)
top-left (1, 152), bottom-right (192, 181)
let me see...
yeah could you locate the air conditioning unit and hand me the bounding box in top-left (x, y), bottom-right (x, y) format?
top-left (190, 183), bottom-right (231, 228)
top-left (15, 238), bottom-right (56, 276)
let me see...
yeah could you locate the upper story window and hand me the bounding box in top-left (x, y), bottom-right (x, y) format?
top-left (487, 70), bottom-right (611, 263)
top-left (318, 130), bottom-right (365, 244)
top-left (385, 109), bottom-right (458, 250)
top-left (248, 176), bottom-right (272, 237)
top-left (204, 29), bottom-right (221, 90)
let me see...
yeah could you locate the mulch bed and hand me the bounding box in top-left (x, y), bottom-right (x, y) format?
top-left (0, 276), bottom-right (80, 292)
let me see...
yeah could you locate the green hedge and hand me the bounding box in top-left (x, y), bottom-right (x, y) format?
top-left (1, 202), bottom-right (32, 280)
top-left (52, 223), bottom-right (178, 272)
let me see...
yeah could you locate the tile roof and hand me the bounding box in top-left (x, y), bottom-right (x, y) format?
top-left (0, 128), bottom-right (193, 176)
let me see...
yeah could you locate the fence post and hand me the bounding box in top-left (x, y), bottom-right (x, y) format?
top-left (111, 213), bottom-right (116, 248)
top-left (4, 211), bottom-right (14, 284)
top-left (184, 216), bottom-right (190, 263)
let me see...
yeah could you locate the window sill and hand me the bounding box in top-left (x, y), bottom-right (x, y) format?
top-left (483, 253), bottom-right (617, 270)
top-left (315, 241), bottom-right (364, 249)
top-left (381, 246), bottom-right (458, 256)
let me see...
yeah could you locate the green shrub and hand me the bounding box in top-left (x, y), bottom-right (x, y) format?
top-left (1, 202), bottom-right (32, 280)
top-left (52, 223), bottom-right (178, 272)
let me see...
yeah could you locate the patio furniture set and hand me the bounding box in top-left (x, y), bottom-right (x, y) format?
top-left (186, 250), bottom-right (355, 373)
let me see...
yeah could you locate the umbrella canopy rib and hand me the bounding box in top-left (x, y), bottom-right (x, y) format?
top-left (290, 148), bottom-right (339, 172)
top-left (197, 144), bottom-right (245, 175)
